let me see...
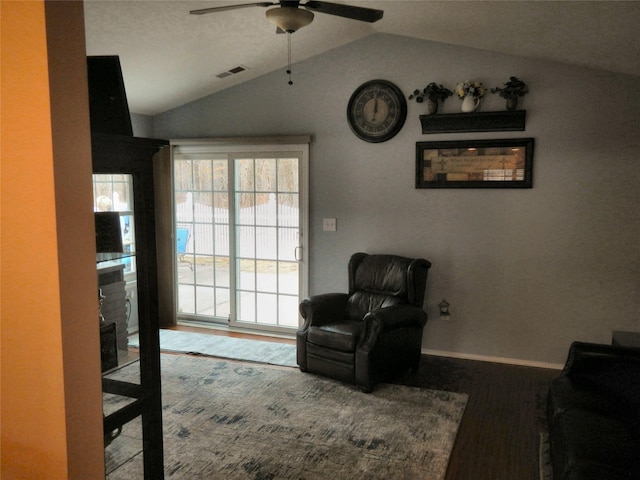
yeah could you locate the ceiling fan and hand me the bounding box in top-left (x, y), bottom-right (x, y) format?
top-left (190, 1), bottom-right (383, 84)
top-left (190, 1), bottom-right (384, 33)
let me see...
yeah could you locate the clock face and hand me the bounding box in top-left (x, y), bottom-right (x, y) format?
top-left (347, 80), bottom-right (407, 143)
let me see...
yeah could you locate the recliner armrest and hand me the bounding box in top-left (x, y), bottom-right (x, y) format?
top-left (357, 305), bottom-right (427, 351)
top-left (366, 304), bottom-right (427, 331)
top-left (299, 293), bottom-right (350, 331)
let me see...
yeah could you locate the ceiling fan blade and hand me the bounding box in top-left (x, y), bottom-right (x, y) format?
top-left (301, 1), bottom-right (383, 22)
top-left (190, 2), bottom-right (276, 15)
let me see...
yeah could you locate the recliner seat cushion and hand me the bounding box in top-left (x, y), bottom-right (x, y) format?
top-left (307, 320), bottom-right (362, 352)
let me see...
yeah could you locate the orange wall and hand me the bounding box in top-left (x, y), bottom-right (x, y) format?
top-left (1, 1), bottom-right (103, 478)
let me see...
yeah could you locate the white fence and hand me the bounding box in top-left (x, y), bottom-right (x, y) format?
top-left (175, 193), bottom-right (299, 261)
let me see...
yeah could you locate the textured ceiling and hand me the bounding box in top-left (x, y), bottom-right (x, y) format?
top-left (84, 1), bottom-right (640, 115)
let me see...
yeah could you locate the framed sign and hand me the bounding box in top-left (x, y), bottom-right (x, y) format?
top-left (415, 138), bottom-right (534, 188)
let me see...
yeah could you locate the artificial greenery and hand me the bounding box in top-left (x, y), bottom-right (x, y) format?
top-left (491, 76), bottom-right (529, 99)
top-left (408, 82), bottom-right (453, 103)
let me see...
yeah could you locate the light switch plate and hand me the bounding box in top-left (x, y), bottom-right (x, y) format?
top-left (323, 218), bottom-right (337, 232)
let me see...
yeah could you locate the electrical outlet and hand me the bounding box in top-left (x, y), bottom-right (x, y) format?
top-left (323, 218), bottom-right (337, 232)
top-left (439, 299), bottom-right (450, 321)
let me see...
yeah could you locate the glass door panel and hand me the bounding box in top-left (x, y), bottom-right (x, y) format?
top-left (232, 153), bottom-right (301, 329)
top-left (175, 156), bottom-right (230, 320)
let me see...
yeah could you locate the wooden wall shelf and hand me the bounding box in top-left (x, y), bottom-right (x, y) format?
top-left (419, 110), bottom-right (526, 134)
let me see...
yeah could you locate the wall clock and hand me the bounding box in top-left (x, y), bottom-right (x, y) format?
top-left (347, 79), bottom-right (407, 143)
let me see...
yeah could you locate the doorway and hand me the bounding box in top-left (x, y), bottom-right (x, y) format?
top-left (172, 139), bottom-right (309, 334)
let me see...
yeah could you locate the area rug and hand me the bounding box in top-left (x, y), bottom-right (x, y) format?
top-left (104, 354), bottom-right (468, 479)
top-left (128, 329), bottom-right (297, 367)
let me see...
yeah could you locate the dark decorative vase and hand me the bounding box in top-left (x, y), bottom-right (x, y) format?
top-left (506, 96), bottom-right (518, 111)
top-left (426, 97), bottom-right (438, 115)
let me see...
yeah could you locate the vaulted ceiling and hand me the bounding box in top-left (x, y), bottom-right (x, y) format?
top-left (84, 1), bottom-right (640, 115)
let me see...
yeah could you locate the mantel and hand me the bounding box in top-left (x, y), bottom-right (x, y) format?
top-left (419, 110), bottom-right (526, 134)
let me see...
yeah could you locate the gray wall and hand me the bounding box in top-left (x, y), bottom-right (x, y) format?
top-left (131, 112), bottom-right (154, 138)
top-left (153, 34), bottom-right (640, 366)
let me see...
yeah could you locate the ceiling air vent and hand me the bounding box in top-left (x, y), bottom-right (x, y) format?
top-left (216, 65), bottom-right (248, 79)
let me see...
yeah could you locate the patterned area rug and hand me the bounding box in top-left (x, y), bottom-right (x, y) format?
top-left (105, 355), bottom-right (468, 479)
top-left (128, 329), bottom-right (297, 367)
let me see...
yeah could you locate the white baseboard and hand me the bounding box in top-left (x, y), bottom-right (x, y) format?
top-left (422, 348), bottom-right (563, 370)
top-left (178, 321), bottom-right (563, 369)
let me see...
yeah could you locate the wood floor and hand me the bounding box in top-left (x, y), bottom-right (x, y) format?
top-left (405, 355), bottom-right (557, 480)
top-left (170, 325), bottom-right (558, 480)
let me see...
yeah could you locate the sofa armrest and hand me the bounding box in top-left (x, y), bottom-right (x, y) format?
top-left (561, 341), bottom-right (640, 406)
top-left (563, 342), bottom-right (640, 375)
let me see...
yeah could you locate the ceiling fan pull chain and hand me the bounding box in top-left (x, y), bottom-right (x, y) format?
top-left (287, 32), bottom-right (293, 85)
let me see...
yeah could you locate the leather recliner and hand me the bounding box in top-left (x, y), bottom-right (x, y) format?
top-left (297, 252), bottom-right (431, 392)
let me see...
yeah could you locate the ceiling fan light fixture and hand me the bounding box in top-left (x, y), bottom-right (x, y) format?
top-left (266, 6), bottom-right (314, 33)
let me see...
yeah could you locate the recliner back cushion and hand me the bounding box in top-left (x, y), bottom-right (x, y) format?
top-left (354, 255), bottom-right (410, 295)
top-left (347, 292), bottom-right (405, 320)
top-left (347, 255), bottom-right (411, 320)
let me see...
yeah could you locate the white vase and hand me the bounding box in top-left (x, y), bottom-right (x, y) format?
top-left (461, 95), bottom-right (480, 112)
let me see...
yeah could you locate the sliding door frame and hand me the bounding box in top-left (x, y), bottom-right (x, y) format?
top-left (169, 137), bottom-right (310, 334)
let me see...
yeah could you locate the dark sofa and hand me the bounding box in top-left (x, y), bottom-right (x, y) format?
top-left (547, 341), bottom-right (640, 480)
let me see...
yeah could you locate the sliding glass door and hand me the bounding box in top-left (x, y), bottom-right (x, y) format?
top-left (172, 140), bottom-right (309, 333)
